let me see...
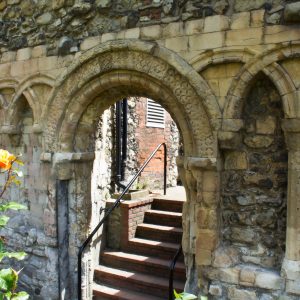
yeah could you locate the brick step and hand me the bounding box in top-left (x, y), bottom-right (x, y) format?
top-left (144, 210), bottom-right (182, 227)
top-left (101, 251), bottom-right (186, 281)
top-left (136, 223), bottom-right (182, 243)
top-left (94, 266), bottom-right (184, 298)
top-left (152, 198), bottom-right (184, 213)
top-left (124, 238), bottom-right (182, 260)
top-left (93, 283), bottom-right (163, 300)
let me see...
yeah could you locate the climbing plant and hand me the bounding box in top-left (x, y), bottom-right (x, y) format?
top-left (0, 150), bottom-right (29, 300)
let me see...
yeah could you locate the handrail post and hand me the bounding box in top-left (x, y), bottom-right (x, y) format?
top-left (163, 143), bottom-right (167, 195)
top-left (169, 245), bottom-right (182, 300)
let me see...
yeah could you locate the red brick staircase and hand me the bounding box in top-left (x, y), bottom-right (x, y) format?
top-left (93, 196), bottom-right (186, 300)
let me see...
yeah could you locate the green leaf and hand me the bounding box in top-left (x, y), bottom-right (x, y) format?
top-left (0, 216), bottom-right (9, 227)
top-left (174, 290), bottom-right (181, 299)
top-left (0, 268), bottom-right (18, 292)
top-left (0, 292), bottom-right (3, 300)
top-left (0, 203), bottom-right (27, 212)
top-left (11, 291), bottom-right (29, 300)
top-left (0, 252), bottom-right (27, 263)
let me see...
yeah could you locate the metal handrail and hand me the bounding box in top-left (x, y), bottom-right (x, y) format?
top-left (77, 142), bottom-right (167, 299)
top-left (169, 244), bottom-right (183, 300)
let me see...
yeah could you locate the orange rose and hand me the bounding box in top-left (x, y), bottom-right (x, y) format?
top-left (0, 149), bottom-right (16, 171)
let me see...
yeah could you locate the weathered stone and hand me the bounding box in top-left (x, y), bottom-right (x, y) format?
top-left (57, 36), bottom-right (73, 55)
top-left (209, 284), bottom-right (222, 296)
top-left (0, 0), bottom-right (6, 11)
top-left (255, 271), bottom-right (283, 290)
top-left (224, 151), bottom-right (248, 170)
top-left (244, 135), bottom-right (273, 148)
top-left (266, 12), bottom-right (281, 25)
top-left (36, 12), bottom-right (53, 25)
top-left (213, 0), bottom-right (229, 14)
top-left (228, 286), bottom-right (257, 300)
top-left (96, 0), bottom-right (111, 8)
top-left (213, 246), bottom-right (239, 268)
top-left (240, 267), bottom-right (256, 286)
top-left (256, 116), bottom-right (276, 134)
top-left (284, 2), bottom-right (300, 23)
top-left (231, 227), bottom-right (257, 244)
top-left (234, 0), bottom-right (268, 13)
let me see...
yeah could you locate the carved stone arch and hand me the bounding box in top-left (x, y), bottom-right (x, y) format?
top-left (0, 78), bottom-right (18, 109)
top-left (190, 47), bottom-right (257, 72)
top-left (224, 43), bottom-right (300, 119)
top-left (44, 39), bottom-right (221, 157)
top-left (7, 74), bottom-right (55, 133)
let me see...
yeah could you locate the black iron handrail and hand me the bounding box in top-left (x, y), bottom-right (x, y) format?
top-left (169, 244), bottom-right (183, 300)
top-left (77, 142), bottom-right (167, 299)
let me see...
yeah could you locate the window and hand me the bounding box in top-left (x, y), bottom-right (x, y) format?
top-left (146, 99), bottom-right (165, 128)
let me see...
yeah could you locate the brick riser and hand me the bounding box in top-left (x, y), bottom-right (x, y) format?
top-left (144, 210), bottom-right (182, 227)
top-left (94, 266), bottom-right (184, 298)
top-left (135, 224), bottom-right (183, 243)
top-left (93, 196), bottom-right (185, 299)
top-left (101, 251), bottom-right (186, 281)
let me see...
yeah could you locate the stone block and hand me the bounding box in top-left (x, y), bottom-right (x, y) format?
top-left (0, 62), bottom-right (11, 77)
top-left (124, 28), bottom-right (140, 39)
top-left (162, 22), bottom-right (184, 38)
top-left (218, 131), bottom-right (242, 149)
top-left (1, 51), bottom-right (16, 63)
top-left (282, 259), bottom-right (300, 281)
top-left (230, 12), bottom-right (250, 29)
top-left (80, 36), bottom-right (101, 51)
top-left (264, 26), bottom-right (300, 44)
top-left (196, 249), bottom-right (212, 266)
top-left (10, 61), bottom-right (25, 77)
top-left (213, 246), bottom-right (239, 268)
top-left (251, 9), bottom-right (265, 27)
top-left (16, 47), bottom-right (32, 61)
top-left (286, 279), bottom-right (300, 295)
top-left (240, 267), bottom-right (256, 286)
top-left (204, 15), bottom-right (229, 33)
top-left (37, 12), bottom-right (53, 25)
top-left (219, 268), bottom-right (240, 284)
top-left (197, 208), bottom-right (217, 229)
top-left (222, 119), bottom-right (244, 132)
top-left (101, 32), bottom-right (117, 43)
top-left (140, 25), bottom-right (162, 40)
top-left (224, 151), bottom-right (248, 170)
top-left (185, 19), bottom-right (204, 35)
top-left (226, 28), bottom-right (263, 46)
top-left (189, 32), bottom-right (224, 51)
top-left (244, 135), bottom-right (273, 148)
top-left (196, 230), bottom-right (218, 251)
top-left (284, 2), bottom-right (300, 23)
top-left (209, 284), bottom-right (222, 296)
top-left (32, 45), bottom-right (47, 58)
top-left (202, 192), bottom-right (218, 208)
top-left (228, 286), bottom-right (256, 300)
top-left (256, 116), bottom-right (276, 134)
top-left (231, 227), bottom-right (256, 244)
top-left (255, 271), bottom-right (283, 290)
top-left (202, 171), bottom-right (218, 192)
top-left (165, 36), bottom-right (188, 52)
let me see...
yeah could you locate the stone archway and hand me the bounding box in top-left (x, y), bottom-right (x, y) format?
top-left (42, 40), bottom-right (221, 298)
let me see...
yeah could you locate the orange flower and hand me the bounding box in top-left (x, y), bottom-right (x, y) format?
top-left (0, 149), bottom-right (16, 171)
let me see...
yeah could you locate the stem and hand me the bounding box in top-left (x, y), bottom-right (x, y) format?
top-left (0, 159), bottom-right (16, 199)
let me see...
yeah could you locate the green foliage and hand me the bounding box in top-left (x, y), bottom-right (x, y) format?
top-left (0, 150), bottom-right (29, 299)
top-left (174, 290), bottom-right (197, 300)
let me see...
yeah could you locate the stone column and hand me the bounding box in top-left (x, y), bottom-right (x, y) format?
top-left (282, 119), bottom-right (300, 296)
top-left (177, 156), bottom-right (220, 295)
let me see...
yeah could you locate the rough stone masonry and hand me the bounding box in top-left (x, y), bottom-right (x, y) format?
top-left (1, 0), bottom-right (300, 299)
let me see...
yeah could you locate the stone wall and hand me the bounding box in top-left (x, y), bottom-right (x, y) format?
top-left (0, 1), bottom-right (300, 299)
top-left (1, 0), bottom-right (300, 53)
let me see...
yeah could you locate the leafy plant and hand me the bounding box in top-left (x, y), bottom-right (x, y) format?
top-left (174, 290), bottom-right (208, 300)
top-left (0, 150), bottom-right (28, 300)
top-left (174, 290), bottom-right (197, 300)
